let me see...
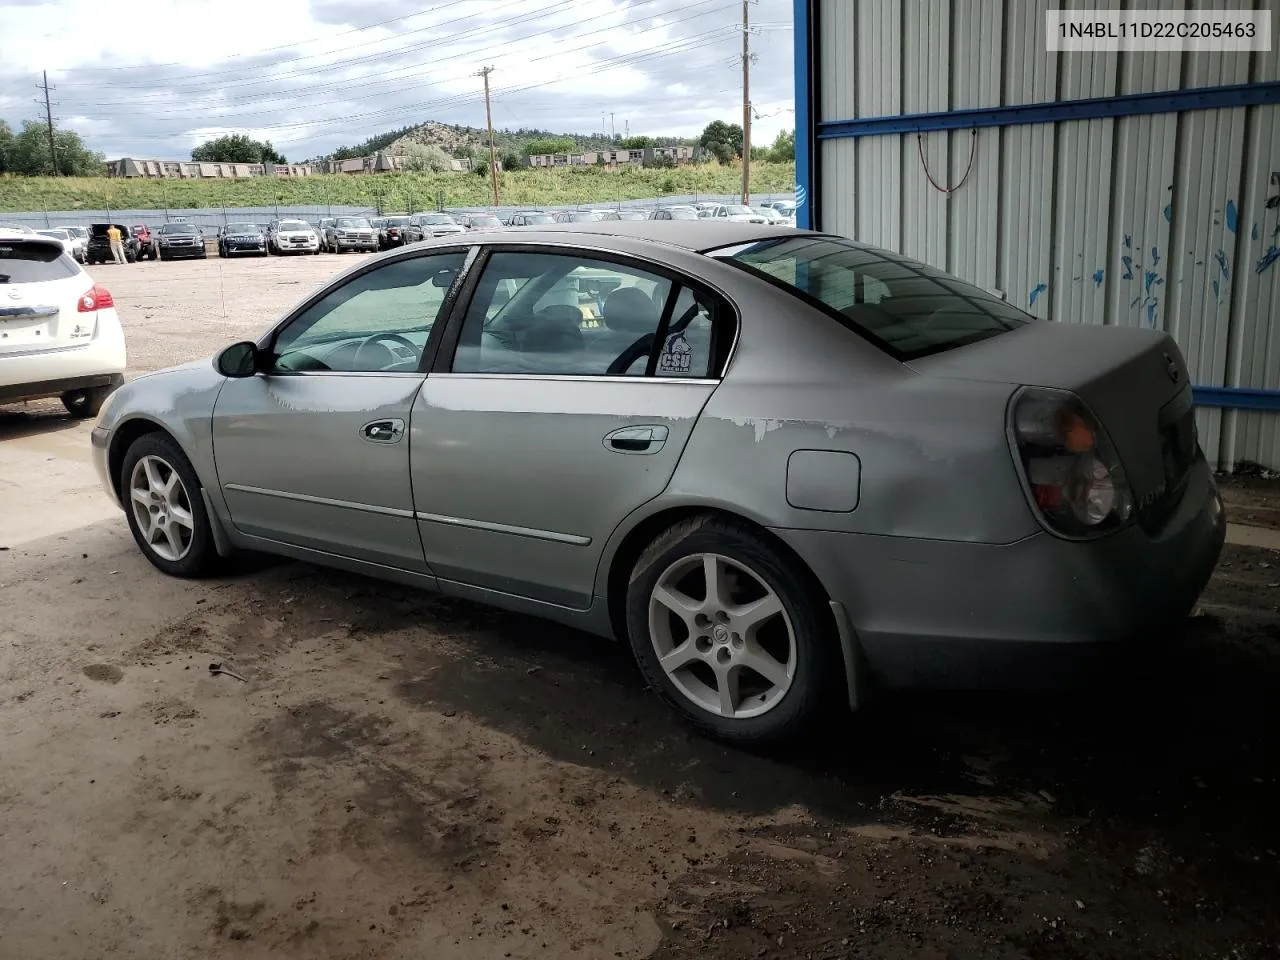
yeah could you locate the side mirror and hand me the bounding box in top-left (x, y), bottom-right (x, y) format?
top-left (431, 268), bottom-right (457, 288)
top-left (215, 341), bottom-right (261, 378)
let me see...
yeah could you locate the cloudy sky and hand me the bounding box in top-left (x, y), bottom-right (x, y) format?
top-left (0, 0), bottom-right (794, 161)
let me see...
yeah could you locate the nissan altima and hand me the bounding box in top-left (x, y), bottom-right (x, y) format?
top-left (90, 222), bottom-right (1226, 743)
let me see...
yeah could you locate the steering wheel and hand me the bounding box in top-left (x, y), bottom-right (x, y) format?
top-left (352, 332), bottom-right (419, 370)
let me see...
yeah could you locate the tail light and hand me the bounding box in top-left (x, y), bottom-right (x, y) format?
top-left (78, 284), bottom-right (114, 312)
top-left (1009, 387), bottom-right (1133, 538)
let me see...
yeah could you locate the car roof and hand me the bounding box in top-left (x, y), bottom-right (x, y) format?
top-left (451, 220), bottom-right (801, 253)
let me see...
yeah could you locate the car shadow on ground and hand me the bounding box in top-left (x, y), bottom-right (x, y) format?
top-left (0, 407), bottom-right (87, 440)
top-left (355, 547), bottom-right (1280, 878)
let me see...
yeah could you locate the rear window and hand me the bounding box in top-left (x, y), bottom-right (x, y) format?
top-left (711, 235), bottom-right (1032, 360)
top-left (0, 241), bottom-right (79, 283)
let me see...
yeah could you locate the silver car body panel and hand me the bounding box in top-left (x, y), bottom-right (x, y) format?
top-left (91, 223), bottom-right (1225, 697)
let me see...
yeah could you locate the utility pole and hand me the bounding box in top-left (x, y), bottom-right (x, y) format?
top-left (37, 70), bottom-right (59, 176)
top-left (741, 0), bottom-right (751, 204)
top-left (610, 113), bottom-right (616, 138)
top-left (477, 66), bottom-right (500, 208)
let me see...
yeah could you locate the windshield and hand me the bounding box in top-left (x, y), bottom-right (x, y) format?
top-left (160, 224), bottom-right (198, 234)
top-left (386, 217), bottom-right (411, 227)
top-left (225, 223), bottom-right (259, 233)
top-left (724, 205), bottom-right (755, 216)
top-left (469, 217), bottom-right (501, 228)
top-left (712, 235), bottom-right (1032, 361)
top-left (336, 218), bottom-right (370, 228)
top-left (570, 212), bottom-right (602, 222)
top-left (279, 220), bottom-right (311, 231)
top-left (773, 204), bottom-right (795, 217)
top-left (422, 215), bottom-right (456, 225)
top-left (523, 213), bottom-right (554, 224)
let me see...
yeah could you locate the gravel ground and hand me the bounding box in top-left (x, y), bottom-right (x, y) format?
top-left (0, 255), bottom-right (1277, 960)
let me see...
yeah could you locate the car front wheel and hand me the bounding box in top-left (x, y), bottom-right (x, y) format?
top-left (625, 516), bottom-right (836, 744)
top-left (120, 433), bottom-right (217, 577)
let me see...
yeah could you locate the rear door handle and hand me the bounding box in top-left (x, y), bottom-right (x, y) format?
top-left (361, 418), bottom-right (405, 444)
top-left (604, 425), bottom-right (669, 454)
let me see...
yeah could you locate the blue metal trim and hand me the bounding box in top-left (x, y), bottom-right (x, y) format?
top-left (817, 82), bottom-right (1280, 140)
top-left (1192, 386), bottom-right (1280, 412)
top-left (793, 0), bottom-right (814, 229)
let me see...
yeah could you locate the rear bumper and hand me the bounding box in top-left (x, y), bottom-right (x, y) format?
top-left (0, 317), bottom-right (127, 402)
top-left (773, 458), bottom-right (1226, 690)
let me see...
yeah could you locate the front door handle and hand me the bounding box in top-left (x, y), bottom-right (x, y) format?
top-left (361, 418), bottom-right (405, 444)
top-left (604, 424), bottom-right (669, 454)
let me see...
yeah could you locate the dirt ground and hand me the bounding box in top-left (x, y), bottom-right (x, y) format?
top-left (1, 255), bottom-right (1278, 960)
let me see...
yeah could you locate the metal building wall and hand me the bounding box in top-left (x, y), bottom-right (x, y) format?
top-left (799, 0), bottom-right (1280, 471)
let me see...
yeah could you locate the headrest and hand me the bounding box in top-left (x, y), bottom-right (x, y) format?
top-left (603, 286), bottom-right (659, 333)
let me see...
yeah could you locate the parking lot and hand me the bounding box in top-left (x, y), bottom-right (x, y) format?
top-left (2, 255), bottom-right (1279, 960)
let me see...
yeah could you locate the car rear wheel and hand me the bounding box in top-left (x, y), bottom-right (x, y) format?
top-left (61, 385), bottom-right (113, 418)
top-left (120, 434), bottom-right (217, 577)
top-left (625, 516), bottom-right (836, 744)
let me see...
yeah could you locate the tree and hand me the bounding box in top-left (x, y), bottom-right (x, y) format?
top-left (698, 120), bottom-right (743, 163)
top-left (399, 142), bottom-right (453, 172)
top-left (770, 129), bottom-right (795, 162)
top-left (501, 152), bottom-right (523, 172)
top-left (523, 137), bottom-right (576, 157)
top-left (1, 119), bottom-right (103, 175)
top-left (620, 135), bottom-right (654, 149)
top-left (191, 134), bottom-right (286, 164)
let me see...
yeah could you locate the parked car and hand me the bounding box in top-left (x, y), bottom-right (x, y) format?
top-left (268, 219), bottom-right (321, 255)
top-left (379, 215), bottom-right (412, 249)
top-left (86, 223), bottom-right (140, 264)
top-left (601, 210), bottom-right (647, 222)
top-left (156, 222), bottom-right (206, 260)
top-left (0, 223), bottom-right (36, 234)
top-left (649, 206), bottom-right (700, 221)
top-left (551, 211), bottom-right (603, 224)
top-left (770, 202), bottom-right (797, 225)
top-left (405, 213), bottom-right (465, 242)
top-left (85, 222), bottom-right (1227, 744)
top-left (131, 224), bottom-right (159, 261)
top-left (323, 216), bottom-right (378, 253)
top-left (0, 230), bottom-right (125, 417)
top-left (57, 225), bottom-right (90, 262)
top-left (461, 213), bottom-right (504, 231)
top-left (753, 207), bottom-right (787, 225)
top-left (218, 222), bottom-right (268, 257)
top-left (508, 211), bottom-right (555, 227)
top-left (35, 228), bottom-right (79, 261)
top-left (316, 218), bottom-right (336, 252)
top-left (705, 204), bottom-right (768, 224)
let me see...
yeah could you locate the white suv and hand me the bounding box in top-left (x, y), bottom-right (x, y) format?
top-left (0, 231), bottom-right (126, 417)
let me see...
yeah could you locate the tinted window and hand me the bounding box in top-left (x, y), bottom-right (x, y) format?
top-left (0, 240), bottom-right (79, 283)
top-left (272, 252), bottom-right (465, 373)
top-left (713, 236), bottom-right (1031, 360)
top-left (224, 223), bottom-right (259, 232)
top-left (160, 224), bottom-right (198, 234)
top-left (386, 217), bottom-right (411, 227)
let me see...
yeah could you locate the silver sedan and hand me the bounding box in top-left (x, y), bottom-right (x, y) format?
top-left (90, 223), bottom-right (1226, 743)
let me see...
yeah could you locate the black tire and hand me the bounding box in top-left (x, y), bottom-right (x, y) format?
top-left (625, 515), bottom-right (838, 745)
top-left (60, 385), bottom-right (113, 418)
top-left (119, 432), bottom-right (218, 577)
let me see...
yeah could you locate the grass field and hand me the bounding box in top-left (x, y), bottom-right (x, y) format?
top-left (0, 162), bottom-right (796, 213)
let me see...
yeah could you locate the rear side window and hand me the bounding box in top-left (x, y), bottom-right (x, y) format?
top-left (0, 242), bottom-right (78, 283)
top-left (711, 236), bottom-right (1032, 360)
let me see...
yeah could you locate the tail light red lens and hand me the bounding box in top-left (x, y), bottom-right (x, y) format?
top-left (1010, 387), bottom-right (1133, 538)
top-left (78, 284), bottom-right (114, 312)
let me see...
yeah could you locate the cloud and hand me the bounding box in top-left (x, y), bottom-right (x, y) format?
top-left (0, 0), bottom-right (793, 161)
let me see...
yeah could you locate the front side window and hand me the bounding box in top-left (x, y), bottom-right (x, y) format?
top-left (450, 251), bottom-right (726, 378)
top-left (271, 252), bottom-right (465, 374)
top-left (711, 235), bottom-right (1032, 360)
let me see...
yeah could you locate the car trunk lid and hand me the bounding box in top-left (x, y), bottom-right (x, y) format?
top-left (907, 321), bottom-right (1197, 530)
top-left (0, 246), bottom-right (95, 356)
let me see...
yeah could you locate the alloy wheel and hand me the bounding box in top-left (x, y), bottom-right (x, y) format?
top-left (648, 552), bottom-right (796, 719)
top-left (129, 455), bottom-right (195, 562)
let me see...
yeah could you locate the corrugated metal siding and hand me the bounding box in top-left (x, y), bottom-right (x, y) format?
top-left (813, 0), bottom-right (1280, 470)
